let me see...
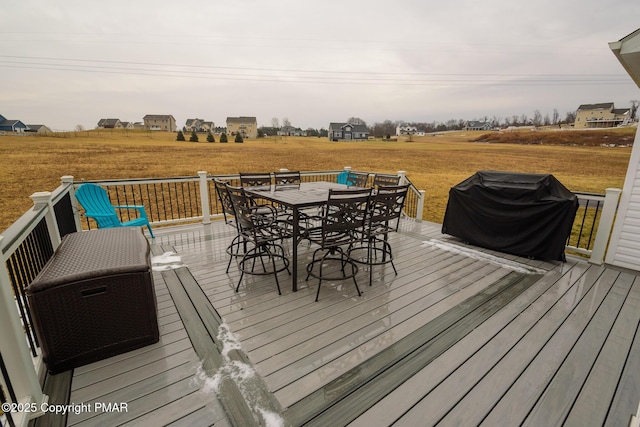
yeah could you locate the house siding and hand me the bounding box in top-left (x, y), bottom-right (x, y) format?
top-left (464, 121), bottom-right (492, 131)
top-left (606, 126), bottom-right (640, 270)
top-left (143, 115), bottom-right (176, 132)
top-left (328, 122), bottom-right (369, 141)
top-left (0, 120), bottom-right (28, 132)
top-left (226, 117), bottom-right (257, 139)
top-left (574, 102), bottom-right (630, 128)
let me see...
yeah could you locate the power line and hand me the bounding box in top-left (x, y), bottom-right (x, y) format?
top-left (1, 63), bottom-right (629, 87)
top-left (0, 55), bottom-right (626, 78)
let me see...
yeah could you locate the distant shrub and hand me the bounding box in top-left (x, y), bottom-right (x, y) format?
top-left (206, 131), bottom-right (215, 142)
top-left (189, 130), bottom-right (199, 142)
top-left (235, 133), bottom-right (244, 143)
top-left (176, 130), bottom-right (185, 141)
top-left (220, 133), bottom-right (228, 143)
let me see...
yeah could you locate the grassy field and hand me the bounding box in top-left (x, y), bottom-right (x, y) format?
top-left (0, 128), bottom-right (634, 233)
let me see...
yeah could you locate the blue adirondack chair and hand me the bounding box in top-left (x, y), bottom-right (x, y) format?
top-left (75, 183), bottom-right (155, 238)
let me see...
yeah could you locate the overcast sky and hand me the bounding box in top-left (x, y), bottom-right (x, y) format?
top-left (2, 0), bottom-right (639, 131)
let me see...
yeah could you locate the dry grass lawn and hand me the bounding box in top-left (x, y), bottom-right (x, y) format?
top-left (0, 128), bottom-right (634, 233)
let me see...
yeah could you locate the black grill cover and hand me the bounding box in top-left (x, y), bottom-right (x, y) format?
top-left (442, 171), bottom-right (578, 261)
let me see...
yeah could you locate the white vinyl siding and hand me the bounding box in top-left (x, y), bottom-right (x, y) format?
top-left (606, 128), bottom-right (640, 271)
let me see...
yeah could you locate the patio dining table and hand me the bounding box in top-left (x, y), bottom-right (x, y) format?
top-left (245, 181), bottom-right (352, 291)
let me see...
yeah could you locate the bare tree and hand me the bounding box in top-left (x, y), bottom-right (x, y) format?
top-left (370, 120), bottom-right (395, 137)
top-left (282, 117), bottom-right (291, 128)
top-left (630, 100), bottom-right (639, 119)
top-left (565, 110), bottom-right (576, 124)
top-left (347, 117), bottom-right (367, 126)
top-left (532, 110), bottom-right (543, 127)
top-left (271, 117), bottom-right (280, 129)
top-left (552, 108), bottom-right (560, 125)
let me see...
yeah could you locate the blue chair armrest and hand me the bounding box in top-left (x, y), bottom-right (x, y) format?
top-left (84, 212), bottom-right (116, 218)
top-left (113, 205), bottom-right (149, 217)
top-left (113, 205), bottom-right (146, 210)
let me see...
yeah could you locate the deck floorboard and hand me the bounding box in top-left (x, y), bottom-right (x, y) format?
top-left (58, 219), bottom-right (640, 426)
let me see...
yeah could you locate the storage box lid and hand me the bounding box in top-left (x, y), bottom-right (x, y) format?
top-left (27, 228), bottom-right (150, 292)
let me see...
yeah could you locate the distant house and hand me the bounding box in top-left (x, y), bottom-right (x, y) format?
top-left (277, 125), bottom-right (307, 137)
top-left (143, 114), bottom-right (176, 132)
top-left (463, 121), bottom-right (492, 131)
top-left (133, 122), bottom-right (145, 130)
top-left (120, 122), bottom-right (134, 129)
top-left (185, 118), bottom-right (203, 132)
top-left (0, 114), bottom-right (28, 132)
top-left (97, 118), bottom-right (123, 129)
top-left (26, 124), bottom-right (53, 134)
top-left (184, 119), bottom-right (215, 132)
top-left (396, 125), bottom-right (418, 136)
top-left (328, 122), bottom-right (369, 141)
top-left (226, 117), bottom-right (257, 139)
top-left (574, 102), bottom-right (631, 128)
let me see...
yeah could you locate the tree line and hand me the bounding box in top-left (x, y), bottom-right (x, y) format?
top-left (261, 110), bottom-right (576, 139)
top-left (262, 101), bottom-right (639, 139)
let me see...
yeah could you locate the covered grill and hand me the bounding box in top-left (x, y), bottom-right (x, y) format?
top-left (442, 171), bottom-right (578, 261)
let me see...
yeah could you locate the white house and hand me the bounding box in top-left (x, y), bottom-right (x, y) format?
top-left (396, 125), bottom-right (417, 136)
top-left (464, 121), bottom-right (492, 131)
top-left (605, 28), bottom-right (640, 271)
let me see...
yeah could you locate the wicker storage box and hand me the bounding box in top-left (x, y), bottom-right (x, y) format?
top-left (26, 228), bottom-right (159, 373)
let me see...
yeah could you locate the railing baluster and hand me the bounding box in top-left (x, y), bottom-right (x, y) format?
top-left (0, 352), bottom-right (18, 404)
top-left (0, 374), bottom-right (18, 427)
top-left (183, 181), bottom-right (189, 218)
top-left (586, 200), bottom-right (602, 247)
top-left (1, 351), bottom-right (18, 427)
top-left (169, 182), bottom-right (176, 220)
top-left (6, 257), bottom-right (38, 357)
top-left (144, 183), bottom-right (153, 223)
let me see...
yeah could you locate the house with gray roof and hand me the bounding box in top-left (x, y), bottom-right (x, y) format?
top-left (184, 119), bottom-right (215, 132)
top-left (574, 102), bottom-right (631, 128)
top-left (26, 124), bottom-right (53, 134)
top-left (328, 122), bottom-right (369, 141)
top-left (97, 118), bottom-right (123, 129)
top-left (278, 125), bottom-right (307, 136)
top-left (463, 120), bottom-right (493, 131)
top-left (0, 114), bottom-right (28, 132)
top-left (185, 118), bottom-right (203, 132)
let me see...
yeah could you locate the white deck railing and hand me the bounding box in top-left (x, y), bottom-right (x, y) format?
top-left (0, 170), bottom-right (619, 426)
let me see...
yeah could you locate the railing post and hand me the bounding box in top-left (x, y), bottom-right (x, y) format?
top-left (397, 170), bottom-right (407, 185)
top-left (198, 171), bottom-right (211, 225)
top-left (62, 175), bottom-right (83, 233)
top-left (30, 192), bottom-right (61, 250)
top-left (416, 190), bottom-right (425, 222)
top-left (0, 236), bottom-right (48, 425)
top-left (590, 188), bottom-right (622, 265)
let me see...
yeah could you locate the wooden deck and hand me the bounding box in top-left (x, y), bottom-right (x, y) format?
top-left (37, 218), bottom-right (640, 426)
